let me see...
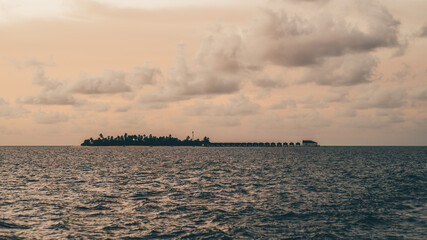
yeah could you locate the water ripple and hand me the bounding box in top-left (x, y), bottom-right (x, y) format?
top-left (0, 146), bottom-right (426, 239)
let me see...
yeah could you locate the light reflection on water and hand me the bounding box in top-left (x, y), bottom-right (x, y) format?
top-left (0, 146), bottom-right (426, 239)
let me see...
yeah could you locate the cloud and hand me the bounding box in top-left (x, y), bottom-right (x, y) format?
top-left (138, 89), bottom-right (191, 107)
top-left (130, 63), bottom-right (161, 87)
top-left (195, 24), bottom-right (260, 73)
top-left (335, 107), bottom-right (357, 118)
top-left (33, 111), bottom-right (69, 124)
top-left (418, 22), bottom-right (427, 38)
top-left (196, 25), bottom-right (245, 73)
top-left (300, 54), bottom-right (377, 86)
top-left (245, 1), bottom-right (401, 67)
top-left (270, 95), bottom-right (327, 109)
top-left (69, 71), bottom-right (131, 94)
top-left (298, 94), bottom-right (328, 109)
top-left (252, 75), bottom-right (287, 88)
top-left (163, 0), bottom-right (402, 89)
top-left (20, 68), bottom-right (81, 105)
top-left (74, 102), bottom-right (110, 112)
top-left (20, 86), bottom-right (79, 105)
top-left (203, 116), bottom-right (241, 127)
top-left (0, 98), bottom-right (28, 118)
top-left (290, 0), bottom-right (330, 2)
top-left (353, 86), bottom-right (407, 109)
top-left (14, 57), bottom-right (55, 70)
top-left (390, 63), bottom-right (415, 82)
top-left (375, 109), bottom-right (405, 124)
top-left (260, 110), bottom-right (333, 129)
top-left (184, 94), bottom-right (260, 116)
top-left (270, 98), bottom-right (297, 109)
top-left (0, 126), bottom-right (21, 135)
top-left (115, 104), bottom-right (132, 112)
top-left (20, 62), bottom-right (160, 107)
top-left (323, 88), bottom-right (349, 103)
top-left (170, 45), bottom-right (242, 96)
top-left (411, 85), bottom-right (427, 101)
top-left (137, 45), bottom-right (243, 107)
top-left (68, 64), bottom-right (160, 95)
top-left (343, 110), bottom-right (405, 129)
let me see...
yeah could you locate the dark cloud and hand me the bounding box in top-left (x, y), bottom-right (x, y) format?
top-left (33, 111), bottom-right (69, 124)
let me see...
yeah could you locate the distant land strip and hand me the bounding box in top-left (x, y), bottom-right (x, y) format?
top-left (81, 133), bottom-right (319, 147)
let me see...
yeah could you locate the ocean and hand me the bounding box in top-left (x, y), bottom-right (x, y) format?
top-left (0, 146), bottom-right (426, 239)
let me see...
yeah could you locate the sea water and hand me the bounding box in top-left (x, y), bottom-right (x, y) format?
top-left (0, 146), bottom-right (426, 239)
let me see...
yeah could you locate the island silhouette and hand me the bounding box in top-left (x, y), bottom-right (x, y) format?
top-left (81, 133), bottom-right (318, 147)
top-left (81, 133), bottom-right (210, 146)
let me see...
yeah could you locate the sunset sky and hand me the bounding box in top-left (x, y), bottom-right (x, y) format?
top-left (0, 0), bottom-right (426, 146)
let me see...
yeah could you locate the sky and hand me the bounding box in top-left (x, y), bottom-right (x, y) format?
top-left (0, 0), bottom-right (426, 146)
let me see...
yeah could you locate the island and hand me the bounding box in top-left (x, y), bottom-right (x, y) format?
top-left (81, 133), bottom-right (210, 146)
top-left (81, 133), bottom-right (319, 147)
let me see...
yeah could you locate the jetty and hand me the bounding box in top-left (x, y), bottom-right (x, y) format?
top-left (205, 140), bottom-right (318, 147)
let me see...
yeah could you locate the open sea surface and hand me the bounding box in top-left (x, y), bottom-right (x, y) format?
top-left (0, 146), bottom-right (426, 239)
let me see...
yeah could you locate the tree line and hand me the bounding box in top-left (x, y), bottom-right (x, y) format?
top-left (81, 133), bottom-right (210, 146)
